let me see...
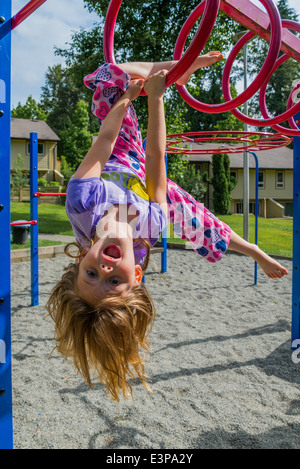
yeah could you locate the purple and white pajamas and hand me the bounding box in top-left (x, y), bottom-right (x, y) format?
top-left (83, 63), bottom-right (231, 262)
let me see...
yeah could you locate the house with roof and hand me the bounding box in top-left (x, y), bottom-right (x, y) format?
top-left (184, 142), bottom-right (293, 218)
top-left (11, 118), bottom-right (62, 184)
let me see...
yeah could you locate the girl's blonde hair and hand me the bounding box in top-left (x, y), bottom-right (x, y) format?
top-left (46, 240), bottom-right (155, 401)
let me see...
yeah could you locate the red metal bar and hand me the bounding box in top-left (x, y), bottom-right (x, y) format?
top-left (11, 0), bottom-right (47, 30)
top-left (34, 192), bottom-right (66, 197)
top-left (220, 0), bottom-right (300, 61)
top-left (10, 221), bottom-right (37, 226)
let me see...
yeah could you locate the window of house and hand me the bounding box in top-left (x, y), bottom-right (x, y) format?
top-left (236, 202), bottom-right (256, 214)
top-left (230, 170), bottom-right (237, 181)
top-left (236, 202), bottom-right (243, 214)
top-left (27, 142), bottom-right (45, 155)
top-left (258, 171), bottom-right (265, 189)
top-left (193, 163), bottom-right (202, 173)
top-left (276, 171), bottom-right (284, 189)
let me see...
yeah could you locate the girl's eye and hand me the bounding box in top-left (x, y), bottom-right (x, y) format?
top-left (109, 278), bottom-right (121, 286)
top-left (87, 270), bottom-right (97, 278)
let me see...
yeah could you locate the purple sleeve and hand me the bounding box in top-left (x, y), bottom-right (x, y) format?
top-left (136, 201), bottom-right (167, 246)
top-left (66, 177), bottom-right (104, 214)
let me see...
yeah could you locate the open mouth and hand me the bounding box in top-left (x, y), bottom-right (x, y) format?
top-left (102, 244), bottom-right (122, 261)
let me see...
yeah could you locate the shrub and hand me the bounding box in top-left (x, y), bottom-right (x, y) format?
top-left (37, 178), bottom-right (48, 187)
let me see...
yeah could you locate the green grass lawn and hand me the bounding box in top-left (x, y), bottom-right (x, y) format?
top-left (11, 202), bottom-right (293, 257)
top-left (11, 239), bottom-right (65, 250)
top-left (11, 202), bottom-right (73, 236)
top-left (166, 214), bottom-right (292, 257)
top-left (218, 214), bottom-right (292, 257)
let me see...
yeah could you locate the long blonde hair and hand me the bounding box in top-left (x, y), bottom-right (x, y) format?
top-left (46, 240), bottom-right (155, 401)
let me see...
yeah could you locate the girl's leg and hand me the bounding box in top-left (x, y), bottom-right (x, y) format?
top-left (166, 177), bottom-right (288, 279)
top-left (228, 230), bottom-right (288, 279)
top-left (118, 51), bottom-right (223, 85)
top-left (84, 64), bottom-right (146, 179)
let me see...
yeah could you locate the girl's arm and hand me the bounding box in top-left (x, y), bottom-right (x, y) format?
top-left (73, 80), bottom-right (144, 179)
top-left (144, 71), bottom-right (168, 214)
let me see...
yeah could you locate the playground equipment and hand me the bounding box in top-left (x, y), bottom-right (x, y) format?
top-left (0, 0), bottom-right (300, 449)
top-left (165, 130), bottom-right (293, 284)
top-left (165, 131), bottom-right (292, 154)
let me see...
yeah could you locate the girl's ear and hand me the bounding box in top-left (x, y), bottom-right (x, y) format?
top-left (134, 265), bottom-right (143, 283)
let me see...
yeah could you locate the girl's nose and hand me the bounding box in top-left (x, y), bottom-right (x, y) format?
top-left (100, 264), bottom-right (113, 273)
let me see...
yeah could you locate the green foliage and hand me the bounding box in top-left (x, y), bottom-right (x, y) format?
top-left (11, 95), bottom-right (48, 121)
top-left (203, 153), bottom-right (237, 214)
top-left (53, 2), bottom-right (241, 134)
top-left (59, 155), bottom-right (75, 185)
top-left (11, 154), bottom-right (29, 187)
top-left (59, 100), bottom-right (93, 168)
top-left (171, 163), bottom-right (207, 201)
top-left (167, 154), bottom-right (189, 181)
top-left (37, 178), bottom-right (48, 187)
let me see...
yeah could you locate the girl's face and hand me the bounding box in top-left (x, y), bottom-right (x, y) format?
top-left (76, 235), bottom-right (142, 305)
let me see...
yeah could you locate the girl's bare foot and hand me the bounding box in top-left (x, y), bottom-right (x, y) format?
top-left (253, 246), bottom-right (288, 279)
top-left (228, 230), bottom-right (288, 280)
top-left (176, 51), bottom-right (223, 85)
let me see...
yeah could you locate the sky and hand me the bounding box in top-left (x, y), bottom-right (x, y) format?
top-left (11, 0), bottom-right (99, 107)
top-left (9, 0), bottom-right (300, 109)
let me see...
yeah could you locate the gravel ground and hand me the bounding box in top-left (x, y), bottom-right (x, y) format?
top-left (10, 249), bottom-right (299, 449)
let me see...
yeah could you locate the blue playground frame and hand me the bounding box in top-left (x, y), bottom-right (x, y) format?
top-left (292, 112), bottom-right (300, 348)
top-left (0, 0), bottom-right (13, 451)
top-left (0, 0), bottom-right (299, 450)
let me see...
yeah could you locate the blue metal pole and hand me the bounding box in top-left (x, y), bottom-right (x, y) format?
top-left (291, 112), bottom-right (300, 348)
top-left (30, 133), bottom-right (39, 306)
top-left (161, 154), bottom-right (168, 273)
top-left (142, 138), bottom-right (168, 275)
top-left (248, 151), bottom-right (259, 285)
top-left (0, 0), bottom-right (13, 449)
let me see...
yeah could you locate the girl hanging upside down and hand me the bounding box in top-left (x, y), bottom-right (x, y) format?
top-left (47, 52), bottom-right (288, 401)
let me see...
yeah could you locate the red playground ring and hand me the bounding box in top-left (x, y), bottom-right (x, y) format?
top-left (166, 131), bottom-right (292, 155)
top-left (223, 19), bottom-right (300, 131)
top-left (174, 0), bottom-right (282, 113)
top-left (103, 0), bottom-right (220, 94)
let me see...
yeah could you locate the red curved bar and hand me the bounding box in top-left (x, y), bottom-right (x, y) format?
top-left (259, 54), bottom-right (300, 135)
top-left (10, 220), bottom-right (37, 226)
top-left (103, 0), bottom-right (220, 91)
top-left (174, 0), bottom-right (282, 113)
top-left (103, 0), bottom-right (121, 66)
top-left (166, 130), bottom-right (291, 155)
top-left (287, 83), bottom-right (300, 130)
top-left (166, 0), bottom-right (220, 88)
top-left (224, 19), bottom-right (300, 130)
top-left (11, 0), bottom-right (47, 30)
top-left (34, 192), bottom-right (66, 197)
top-left (257, 20), bottom-right (300, 135)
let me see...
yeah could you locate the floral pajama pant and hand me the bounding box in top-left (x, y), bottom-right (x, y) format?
top-left (83, 63), bottom-right (231, 262)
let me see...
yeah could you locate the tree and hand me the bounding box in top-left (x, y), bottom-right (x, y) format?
top-left (59, 100), bottom-right (93, 168)
top-left (11, 154), bottom-right (29, 188)
top-left (11, 95), bottom-right (48, 121)
top-left (171, 163), bottom-right (207, 201)
top-left (203, 153), bottom-right (237, 214)
top-left (54, 1), bottom-right (243, 135)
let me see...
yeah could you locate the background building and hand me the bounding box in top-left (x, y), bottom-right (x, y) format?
top-left (11, 118), bottom-right (62, 184)
top-left (184, 142), bottom-right (293, 218)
